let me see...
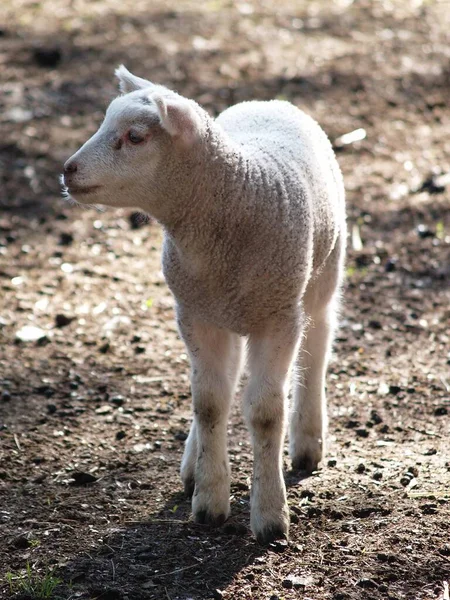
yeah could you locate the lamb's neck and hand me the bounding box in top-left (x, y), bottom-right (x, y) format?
top-left (158, 125), bottom-right (249, 244)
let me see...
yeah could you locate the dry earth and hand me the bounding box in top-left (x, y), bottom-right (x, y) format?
top-left (0, 1), bottom-right (449, 599)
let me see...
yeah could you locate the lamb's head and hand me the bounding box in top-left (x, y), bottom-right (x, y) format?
top-left (62, 66), bottom-right (205, 212)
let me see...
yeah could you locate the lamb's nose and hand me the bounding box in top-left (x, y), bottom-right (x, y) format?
top-left (64, 160), bottom-right (78, 175)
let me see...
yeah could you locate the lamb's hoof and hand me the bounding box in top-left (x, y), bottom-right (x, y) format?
top-left (183, 477), bottom-right (195, 498)
top-left (291, 453), bottom-right (319, 474)
top-left (255, 523), bottom-right (289, 546)
top-left (194, 508), bottom-right (227, 527)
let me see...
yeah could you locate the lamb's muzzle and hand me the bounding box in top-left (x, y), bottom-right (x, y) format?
top-left (62, 65), bottom-right (346, 544)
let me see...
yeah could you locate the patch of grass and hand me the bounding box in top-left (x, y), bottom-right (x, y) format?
top-left (5, 563), bottom-right (62, 599)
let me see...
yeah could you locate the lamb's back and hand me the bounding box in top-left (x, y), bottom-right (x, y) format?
top-left (217, 100), bottom-right (345, 274)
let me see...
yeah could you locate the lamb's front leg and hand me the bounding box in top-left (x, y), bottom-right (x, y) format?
top-left (245, 319), bottom-right (301, 544)
top-left (178, 315), bottom-right (242, 526)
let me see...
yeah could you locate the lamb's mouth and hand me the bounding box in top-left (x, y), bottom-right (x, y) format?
top-left (67, 185), bottom-right (102, 195)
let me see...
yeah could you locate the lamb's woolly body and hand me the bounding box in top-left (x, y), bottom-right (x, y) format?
top-left (62, 67), bottom-right (346, 544)
top-left (162, 99), bottom-right (345, 335)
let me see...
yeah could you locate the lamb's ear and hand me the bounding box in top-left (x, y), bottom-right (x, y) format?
top-left (115, 65), bottom-right (154, 94)
top-left (152, 94), bottom-right (202, 145)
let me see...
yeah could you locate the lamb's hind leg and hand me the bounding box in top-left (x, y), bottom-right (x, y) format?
top-left (178, 314), bottom-right (242, 525)
top-left (290, 242), bottom-right (344, 472)
top-left (245, 317), bottom-right (302, 544)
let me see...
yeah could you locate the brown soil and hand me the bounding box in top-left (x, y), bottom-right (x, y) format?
top-left (0, 1), bottom-right (449, 599)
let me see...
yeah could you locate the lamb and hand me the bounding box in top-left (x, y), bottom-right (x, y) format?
top-left (62, 66), bottom-right (346, 544)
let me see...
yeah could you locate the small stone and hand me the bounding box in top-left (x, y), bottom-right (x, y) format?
top-left (55, 313), bottom-right (75, 328)
top-left (70, 471), bottom-right (97, 485)
top-left (116, 431), bottom-right (126, 441)
top-left (373, 471), bottom-right (383, 481)
top-left (327, 459), bottom-right (337, 467)
top-left (98, 341), bottom-right (110, 354)
top-left (33, 46), bottom-right (62, 68)
top-left (356, 428), bottom-right (369, 438)
top-left (356, 463), bottom-right (366, 474)
top-left (370, 409), bottom-right (383, 424)
top-left (421, 503), bottom-right (438, 515)
top-left (12, 534), bottom-right (30, 549)
top-left (385, 258), bottom-right (397, 272)
top-left (282, 578), bottom-right (293, 589)
top-left (417, 223), bottom-right (434, 238)
top-left (438, 543), bottom-right (450, 556)
top-left (15, 325), bottom-right (48, 343)
top-left (300, 489), bottom-right (315, 499)
top-left (407, 466), bottom-right (419, 477)
top-left (95, 405), bottom-right (112, 415)
top-left (1, 390), bottom-right (11, 402)
top-left (389, 385), bottom-right (401, 395)
top-left (174, 430), bottom-right (188, 441)
top-left (345, 419), bottom-right (361, 429)
top-left (59, 232), bottom-right (74, 246)
top-left (357, 578), bottom-right (377, 589)
top-left (110, 396), bottom-right (125, 407)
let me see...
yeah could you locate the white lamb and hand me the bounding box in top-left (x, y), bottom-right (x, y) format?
top-left (62, 66), bottom-right (346, 544)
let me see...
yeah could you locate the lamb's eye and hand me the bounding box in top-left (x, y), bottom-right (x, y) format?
top-left (128, 131), bottom-right (145, 144)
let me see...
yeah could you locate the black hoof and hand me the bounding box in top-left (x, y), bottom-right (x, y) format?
top-left (183, 477), bottom-right (195, 498)
top-left (195, 509), bottom-right (227, 527)
top-left (255, 524), bottom-right (289, 546)
top-left (291, 454), bottom-right (318, 474)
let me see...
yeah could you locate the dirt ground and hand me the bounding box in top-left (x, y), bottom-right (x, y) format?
top-left (0, 0), bottom-right (449, 599)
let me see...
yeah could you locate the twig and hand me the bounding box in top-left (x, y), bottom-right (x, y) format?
top-left (157, 563), bottom-right (202, 578)
top-left (165, 587), bottom-right (172, 600)
top-left (13, 434), bottom-right (21, 452)
top-left (110, 559), bottom-right (115, 582)
top-left (407, 426), bottom-right (441, 438)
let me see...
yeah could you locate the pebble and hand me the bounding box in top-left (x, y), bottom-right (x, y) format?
top-left (59, 232), bottom-right (74, 246)
top-left (1, 390), bottom-right (11, 402)
top-left (110, 395), bottom-right (125, 407)
top-left (356, 428), bottom-right (369, 438)
top-left (95, 405), bottom-right (112, 415)
top-left (15, 325), bottom-right (48, 343)
top-left (12, 534), bottom-right (30, 549)
top-left (33, 46), bottom-right (62, 68)
top-left (416, 223), bottom-right (434, 238)
top-left (55, 313), bottom-right (75, 328)
top-left (70, 471), bottom-right (98, 485)
top-left (385, 257), bottom-right (397, 272)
